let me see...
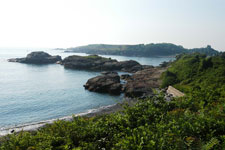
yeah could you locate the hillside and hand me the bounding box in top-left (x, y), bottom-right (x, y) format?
top-left (1, 53), bottom-right (225, 149)
top-left (161, 53), bottom-right (225, 93)
top-left (65, 43), bottom-right (219, 57)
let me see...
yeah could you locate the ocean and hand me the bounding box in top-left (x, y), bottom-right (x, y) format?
top-left (0, 48), bottom-right (174, 134)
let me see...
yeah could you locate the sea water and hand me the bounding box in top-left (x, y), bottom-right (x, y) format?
top-left (0, 48), bottom-right (174, 132)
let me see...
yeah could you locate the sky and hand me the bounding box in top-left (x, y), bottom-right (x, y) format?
top-left (0, 0), bottom-right (224, 51)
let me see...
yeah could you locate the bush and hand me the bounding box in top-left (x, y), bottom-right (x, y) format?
top-left (161, 71), bottom-right (178, 88)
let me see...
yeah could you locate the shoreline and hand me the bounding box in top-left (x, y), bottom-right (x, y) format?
top-left (0, 50), bottom-right (167, 137)
top-left (0, 97), bottom-right (136, 137)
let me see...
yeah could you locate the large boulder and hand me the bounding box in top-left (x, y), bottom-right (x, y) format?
top-left (84, 72), bottom-right (122, 95)
top-left (8, 51), bottom-right (62, 64)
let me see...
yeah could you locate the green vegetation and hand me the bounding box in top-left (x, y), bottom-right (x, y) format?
top-left (161, 53), bottom-right (225, 94)
top-left (66, 43), bottom-right (219, 57)
top-left (1, 53), bottom-right (225, 150)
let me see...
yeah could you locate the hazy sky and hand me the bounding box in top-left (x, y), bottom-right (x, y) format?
top-left (0, 0), bottom-right (224, 50)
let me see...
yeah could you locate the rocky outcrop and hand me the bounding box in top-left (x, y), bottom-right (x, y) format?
top-left (123, 67), bottom-right (166, 98)
top-left (84, 72), bottom-right (122, 95)
top-left (123, 81), bottom-right (153, 98)
top-left (62, 55), bottom-right (147, 73)
top-left (62, 55), bottom-right (117, 70)
top-left (84, 67), bottom-right (167, 98)
top-left (8, 51), bottom-right (62, 64)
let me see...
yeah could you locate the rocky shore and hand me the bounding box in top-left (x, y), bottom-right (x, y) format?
top-left (59, 54), bottom-right (167, 98)
top-left (123, 67), bottom-right (166, 97)
top-left (4, 51), bottom-right (169, 137)
top-left (83, 66), bottom-right (166, 98)
top-left (8, 51), bottom-right (167, 98)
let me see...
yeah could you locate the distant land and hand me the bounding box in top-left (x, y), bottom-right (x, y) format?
top-left (57, 43), bottom-right (219, 57)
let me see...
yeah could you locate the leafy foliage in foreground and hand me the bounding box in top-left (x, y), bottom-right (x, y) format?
top-left (1, 53), bottom-right (225, 149)
top-left (1, 93), bottom-right (225, 149)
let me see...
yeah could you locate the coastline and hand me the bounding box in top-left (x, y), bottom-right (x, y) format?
top-left (0, 50), bottom-right (167, 138)
top-left (0, 97), bottom-right (136, 137)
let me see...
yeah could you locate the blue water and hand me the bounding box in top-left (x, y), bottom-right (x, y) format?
top-left (0, 48), bottom-right (174, 128)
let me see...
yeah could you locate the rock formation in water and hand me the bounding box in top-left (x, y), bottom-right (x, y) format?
top-left (84, 66), bottom-right (167, 98)
top-left (84, 72), bottom-right (122, 95)
top-left (61, 55), bottom-right (151, 73)
top-left (80, 54), bottom-right (167, 98)
top-left (8, 51), bottom-right (62, 64)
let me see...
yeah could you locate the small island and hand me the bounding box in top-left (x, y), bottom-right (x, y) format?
top-left (8, 51), bottom-right (62, 64)
top-left (61, 54), bottom-right (152, 73)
